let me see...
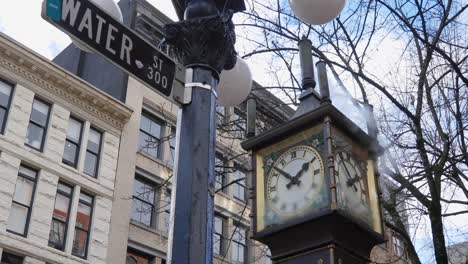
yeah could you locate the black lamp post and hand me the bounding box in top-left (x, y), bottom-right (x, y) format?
top-left (163, 1), bottom-right (245, 263)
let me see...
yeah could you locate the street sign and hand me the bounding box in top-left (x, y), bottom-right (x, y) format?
top-left (42, 0), bottom-right (176, 96)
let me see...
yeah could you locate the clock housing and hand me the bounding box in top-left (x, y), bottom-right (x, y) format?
top-left (332, 126), bottom-right (382, 234)
top-left (255, 125), bottom-right (329, 234)
top-left (242, 103), bottom-right (384, 262)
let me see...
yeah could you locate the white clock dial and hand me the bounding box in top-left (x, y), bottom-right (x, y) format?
top-left (334, 152), bottom-right (369, 212)
top-left (267, 145), bottom-right (324, 215)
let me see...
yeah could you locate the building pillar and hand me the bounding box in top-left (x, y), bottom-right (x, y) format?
top-left (65, 185), bottom-right (81, 254)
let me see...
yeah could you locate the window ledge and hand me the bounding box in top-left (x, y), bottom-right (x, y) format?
top-left (130, 220), bottom-right (168, 238)
top-left (233, 197), bottom-right (248, 206)
top-left (215, 190), bottom-right (230, 200)
top-left (59, 163), bottom-right (101, 186)
top-left (137, 150), bottom-right (167, 167)
top-left (24, 143), bottom-right (44, 155)
top-left (213, 254), bottom-right (230, 262)
top-left (2, 231), bottom-right (90, 264)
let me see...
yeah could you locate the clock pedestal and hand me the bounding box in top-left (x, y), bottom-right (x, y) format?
top-left (260, 211), bottom-right (382, 264)
top-left (276, 245), bottom-right (366, 264)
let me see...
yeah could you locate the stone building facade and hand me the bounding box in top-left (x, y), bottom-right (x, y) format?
top-left (448, 241), bottom-right (468, 264)
top-left (0, 33), bottom-right (132, 263)
top-left (370, 224), bottom-right (410, 264)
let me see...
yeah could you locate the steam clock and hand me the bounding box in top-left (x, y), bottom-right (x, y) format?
top-left (242, 60), bottom-right (385, 263)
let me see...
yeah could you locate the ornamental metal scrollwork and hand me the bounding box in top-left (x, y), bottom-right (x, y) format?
top-left (163, 11), bottom-right (237, 75)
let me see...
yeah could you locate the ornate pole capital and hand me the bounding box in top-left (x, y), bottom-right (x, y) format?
top-left (164, 12), bottom-right (237, 77)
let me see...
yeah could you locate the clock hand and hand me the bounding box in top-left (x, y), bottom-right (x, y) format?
top-left (347, 175), bottom-right (361, 186)
top-left (272, 166), bottom-right (294, 181)
top-left (287, 161), bottom-right (314, 189)
top-left (295, 162), bottom-right (309, 179)
top-left (338, 153), bottom-right (358, 192)
top-left (287, 162), bottom-right (309, 188)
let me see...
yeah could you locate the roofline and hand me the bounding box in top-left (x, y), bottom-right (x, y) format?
top-left (0, 32), bottom-right (133, 130)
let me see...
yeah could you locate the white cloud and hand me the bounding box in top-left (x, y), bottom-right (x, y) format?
top-left (0, 0), bottom-right (178, 59)
top-left (0, 0), bottom-right (71, 59)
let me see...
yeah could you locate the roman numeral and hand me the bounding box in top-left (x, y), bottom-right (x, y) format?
top-left (314, 169), bottom-right (321, 175)
top-left (310, 156), bottom-right (316, 164)
top-left (271, 197), bottom-right (279, 204)
top-left (290, 151), bottom-right (297, 159)
top-left (269, 186), bottom-right (277, 192)
top-left (280, 160), bottom-right (286, 166)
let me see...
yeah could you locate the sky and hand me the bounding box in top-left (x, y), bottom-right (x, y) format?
top-left (0, 0), bottom-right (290, 93)
top-left (0, 0), bottom-right (178, 59)
top-left (0, 1), bottom-right (467, 262)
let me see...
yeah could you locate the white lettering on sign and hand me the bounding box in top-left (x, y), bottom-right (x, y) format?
top-left (62, 0), bottom-right (81, 26)
top-left (46, 0), bottom-right (176, 96)
top-left (60, 0), bottom-right (133, 65)
top-left (78, 8), bottom-right (93, 39)
top-left (106, 24), bottom-right (117, 55)
top-left (95, 14), bottom-right (106, 44)
top-left (147, 55), bottom-right (168, 89)
top-left (121, 34), bottom-right (133, 65)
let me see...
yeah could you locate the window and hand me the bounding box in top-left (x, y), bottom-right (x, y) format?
top-left (134, 14), bottom-right (169, 55)
top-left (63, 117), bottom-right (83, 167)
top-left (215, 155), bottom-right (227, 193)
top-left (169, 128), bottom-right (176, 167)
top-left (126, 249), bottom-right (153, 264)
top-left (232, 225), bottom-right (247, 263)
top-left (232, 111), bottom-right (246, 139)
top-left (233, 167), bottom-right (246, 201)
top-left (213, 215), bottom-right (225, 256)
top-left (216, 106), bottom-right (225, 126)
top-left (138, 111), bottom-right (163, 159)
top-left (131, 177), bottom-right (156, 226)
top-left (131, 176), bottom-right (170, 232)
top-left (7, 165), bottom-right (37, 236)
top-left (392, 235), bottom-right (406, 258)
top-left (159, 189), bottom-right (171, 232)
top-left (48, 182), bottom-right (73, 250)
top-left (26, 98), bottom-right (50, 151)
top-left (72, 192), bottom-right (93, 259)
top-left (1, 252), bottom-right (23, 264)
top-left (0, 79), bottom-right (13, 134)
top-left (83, 127), bottom-right (102, 177)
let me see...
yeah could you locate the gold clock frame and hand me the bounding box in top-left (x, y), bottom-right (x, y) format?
top-left (331, 125), bottom-right (383, 234)
top-left (255, 125), bottom-right (324, 233)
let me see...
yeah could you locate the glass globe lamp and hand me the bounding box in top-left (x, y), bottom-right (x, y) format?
top-left (217, 56), bottom-right (252, 106)
top-left (289, 0), bottom-right (346, 25)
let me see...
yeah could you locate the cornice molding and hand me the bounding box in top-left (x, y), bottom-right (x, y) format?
top-left (0, 33), bottom-right (133, 131)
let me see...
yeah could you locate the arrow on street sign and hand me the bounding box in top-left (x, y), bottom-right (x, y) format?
top-left (42, 0), bottom-right (176, 97)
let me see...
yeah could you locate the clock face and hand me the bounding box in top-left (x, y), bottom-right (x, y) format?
top-left (266, 145), bottom-right (324, 216)
top-left (334, 151), bottom-right (371, 222)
